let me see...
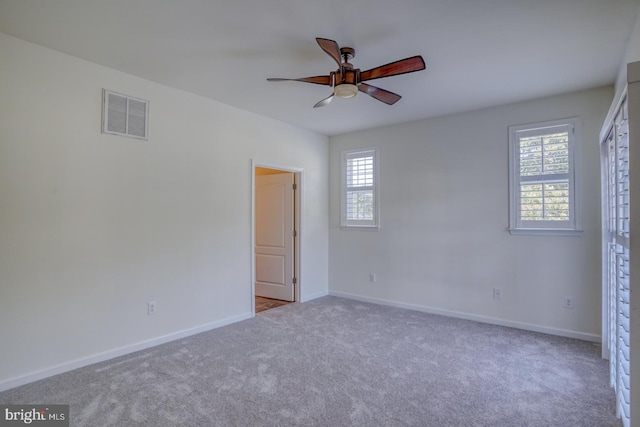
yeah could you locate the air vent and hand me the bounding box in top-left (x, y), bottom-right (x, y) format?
top-left (102, 89), bottom-right (149, 140)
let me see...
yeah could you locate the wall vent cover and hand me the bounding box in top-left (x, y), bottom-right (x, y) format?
top-left (102, 89), bottom-right (149, 140)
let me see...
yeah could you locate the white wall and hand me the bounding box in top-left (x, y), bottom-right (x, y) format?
top-left (613, 8), bottom-right (640, 111)
top-left (0, 33), bottom-right (329, 389)
top-left (627, 62), bottom-right (640, 427)
top-left (329, 86), bottom-right (612, 340)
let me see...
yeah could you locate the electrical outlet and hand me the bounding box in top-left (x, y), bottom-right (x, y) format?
top-left (148, 301), bottom-right (157, 315)
top-left (564, 297), bottom-right (574, 309)
top-left (369, 273), bottom-right (376, 283)
top-left (493, 288), bottom-right (501, 300)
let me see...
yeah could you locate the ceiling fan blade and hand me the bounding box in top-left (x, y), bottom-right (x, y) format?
top-left (313, 94), bottom-right (334, 108)
top-left (316, 38), bottom-right (342, 67)
top-left (267, 75), bottom-right (331, 85)
top-left (360, 56), bottom-right (426, 82)
top-left (358, 83), bottom-right (401, 105)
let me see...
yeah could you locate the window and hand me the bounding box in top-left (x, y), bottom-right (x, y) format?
top-left (508, 118), bottom-right (581, 235)
top-left (341, 148), bottom-right (379, 229)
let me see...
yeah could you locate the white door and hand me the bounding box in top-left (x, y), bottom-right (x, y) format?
top-left (255, 172), bottom-right (295, 301)
top-left (602, 97), bottom-right (631, 425)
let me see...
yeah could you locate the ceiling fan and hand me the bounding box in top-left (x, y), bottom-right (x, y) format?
top-left (267, 38), bottom-right (426, 108)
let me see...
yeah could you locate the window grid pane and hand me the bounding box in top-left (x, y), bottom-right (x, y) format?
top-left (519, 132), bottom-right (569, 177)
top-left (617, 132), bottom-right (630, 238)
top-left (608, 135), bottom-right (617, 232)
top-left (520, 181), bottom-right (570, 221)
top-left (347, 156), bottom-right (374, 187)
top-left (346, 190), bottom-right (374, 220)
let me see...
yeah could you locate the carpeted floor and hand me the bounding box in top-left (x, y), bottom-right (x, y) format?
top-left (0, 296), bottom-right (619, 426)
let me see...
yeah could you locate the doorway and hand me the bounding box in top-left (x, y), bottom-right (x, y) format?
top-left (252, 162), bottom-right (301, 314)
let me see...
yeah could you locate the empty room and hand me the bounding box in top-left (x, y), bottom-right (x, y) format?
top-left (1, 1), bottom-right (639, 426)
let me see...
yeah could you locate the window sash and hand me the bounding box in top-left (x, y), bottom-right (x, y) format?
top-left (519, 178), bottom-right (570, 223)
top-left (519, 131), bottom-right (570, 177)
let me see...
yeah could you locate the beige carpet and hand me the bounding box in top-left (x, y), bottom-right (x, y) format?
top-left (0, 296), bottom-right (619, 426)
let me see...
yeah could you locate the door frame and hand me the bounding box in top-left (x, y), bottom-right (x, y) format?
top-left (251, 160), bottom-right (303, 315)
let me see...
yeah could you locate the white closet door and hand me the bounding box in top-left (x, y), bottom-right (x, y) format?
top-left (603, 96), bottom-right (631, 427)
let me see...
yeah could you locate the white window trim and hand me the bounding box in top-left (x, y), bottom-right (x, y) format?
top-left (508, 117), bottom-right (583, 236)
top-left (341, 147), bottom-right (380, 230)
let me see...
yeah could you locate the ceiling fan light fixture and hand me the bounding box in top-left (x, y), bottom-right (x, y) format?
top-left (333, 83), bottom-right (358, 99)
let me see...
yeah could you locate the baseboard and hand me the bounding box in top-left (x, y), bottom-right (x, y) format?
top-left (329, 291), bottom-right (601, 343)
top-left (0, 312), bottom-right (253, 393)
top-left (300, 290), bottom-right (329, 303)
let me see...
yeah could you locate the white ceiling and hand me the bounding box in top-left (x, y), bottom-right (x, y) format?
top-left (1, 0), bottom-right (638, 136)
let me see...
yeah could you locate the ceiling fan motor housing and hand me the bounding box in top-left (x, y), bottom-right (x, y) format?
top-left (331, 59), bottom-right (360, 98)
